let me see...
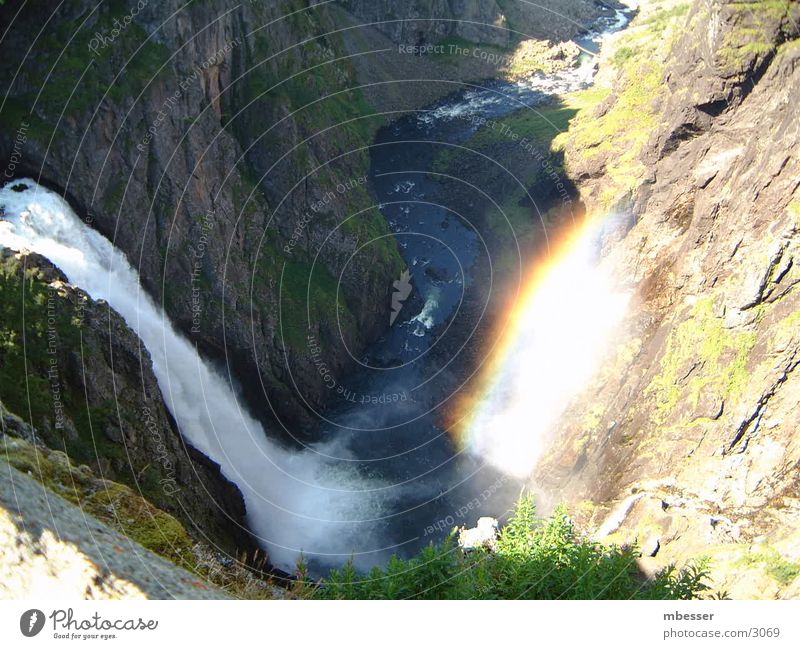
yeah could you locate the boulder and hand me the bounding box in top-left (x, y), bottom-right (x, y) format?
top-left (458, 517), bottom-right (500, 551)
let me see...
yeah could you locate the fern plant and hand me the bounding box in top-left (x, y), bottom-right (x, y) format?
top-left (312, 495), bottom-right (711, 600)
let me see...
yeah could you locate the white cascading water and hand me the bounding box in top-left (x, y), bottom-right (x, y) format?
top-left (0, 179), bottom-right (387, 571)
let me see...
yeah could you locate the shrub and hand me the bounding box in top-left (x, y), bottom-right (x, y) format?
top-left (312, 495), bottom-right (711, 599)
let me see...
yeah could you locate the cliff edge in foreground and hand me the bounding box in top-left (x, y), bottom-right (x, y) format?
top-left (0, 461), bottom-right (226, 599)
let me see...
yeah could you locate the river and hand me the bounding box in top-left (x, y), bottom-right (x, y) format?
top-left (309, 7), bottom-right (633, 570)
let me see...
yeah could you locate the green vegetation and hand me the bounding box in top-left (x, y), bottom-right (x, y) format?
top-left (236, 8), bottom-right (404, 308)
top-left (561, 60), bottom-right (662, 204)
top-left (0, 255), bottom-right (81, 429)
top-left (2, 435), bottom-right (192, 565)
top-left (244, 13), bottom-right (384, 153)
top-left (0, 98), bottom-right (54, 145)
top-left (610, 45), bottom-right (638, 68)
top-left (251, 237), bottom-right (358, 350)
top-left (247, 56), bottom-right (383, 153)
top-left (432, 94), bottom-right (587, 176)
top-left (430, 89), bottom-right (604, 275)
top-left (0, 255), bottom-right (134, 473)
top-left (9, 425), bottom-right (713, 600)
top-left (280, 256), bottom-right (354, 350)
top-left (83, 480), bottom-right (196, 561)
top-left (555, 2), bottom-right (690, 209)
top-left (8, 420), bottom-right (712, 601)
top-left (717, 0), bottom-right (794, 71)
top-left (431, 86), bottom-right (609, 197)
top-left (1, 4), bottom-right (172, 140)
top-left (312, 496), bottom-right (711, 599)
top-left (640, 3), bottom-right (691, 35)
top-left (1, 431), bottom-right (279, 598)
top-left (773, 308), bottom-right (800, 348)
top-left (737, 546), bottom-right (800, 586)
top-left (648, 297), bottom-right (756, 422)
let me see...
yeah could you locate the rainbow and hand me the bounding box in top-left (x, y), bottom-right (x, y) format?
top-left (449, 213), bottom-right (630, 478)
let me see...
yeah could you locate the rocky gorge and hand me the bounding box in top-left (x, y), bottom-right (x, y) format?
top-left (427, 0), bottom-right (800, 598)
top-left (0, 0), bottom-right (603, 577)
top-left (1, 0), bottom-right (799, 600)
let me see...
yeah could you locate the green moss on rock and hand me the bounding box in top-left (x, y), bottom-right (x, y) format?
top-left (649, 297), bottom-right (757, 422)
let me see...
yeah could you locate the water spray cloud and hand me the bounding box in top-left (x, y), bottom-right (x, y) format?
top-left (451, 214), bottom-right (630, 478)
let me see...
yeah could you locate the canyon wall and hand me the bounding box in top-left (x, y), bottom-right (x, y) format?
top-left (535, 0), bottom-right (800, 598)
top-left (0, 0), bottom-right (404, 434)
top-left (0, 0), bottom-right (602, 435)
top-left (7, 0), bottom-right (795, 599)
top-left (0, 0), bottom-right (603, 582)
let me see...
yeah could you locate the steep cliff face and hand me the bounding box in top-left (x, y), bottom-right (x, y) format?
top-left (0, 0), bottom-right (404, 433)
top-left (0, 249), bottom-right (254, 558)
top-left (0, 462), bottom-right (229, 599)
top-left (0, 0), bottom-right (608, 434)
top-left (535, 0), bottom-right (800, 598)
top-left (337, 0), bottom-right (602, 46)
top-left (0, 0), bottom-right (612, 579)
top-left (333, 0), bottom-right (604, 116)
top-left (0, 434), bottom-right (289, 598)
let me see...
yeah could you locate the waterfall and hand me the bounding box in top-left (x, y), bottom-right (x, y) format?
top-left (0, 179), bottom-right (386, 571)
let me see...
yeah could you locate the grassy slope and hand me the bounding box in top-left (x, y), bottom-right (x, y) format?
top-left (555, 1), bottom-right (691, 208)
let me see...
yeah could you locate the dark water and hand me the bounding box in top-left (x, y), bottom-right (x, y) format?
top-left (308, 9), bottom-right (632, 572)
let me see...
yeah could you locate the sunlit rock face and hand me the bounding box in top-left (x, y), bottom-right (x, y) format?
top-left (534, 0), bottom-right (800, 598)
top-left (337, 0), bottom-right (603, 46)
top-left (0, 464), bottom-right (226, 599)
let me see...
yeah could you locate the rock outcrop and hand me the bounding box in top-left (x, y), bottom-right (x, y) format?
top-left (0, 461), bottom-right (227, 599)
top-left (0, 249), bottom-right (255, 558)
top-left (458, 516), bottom-right (500, 552)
